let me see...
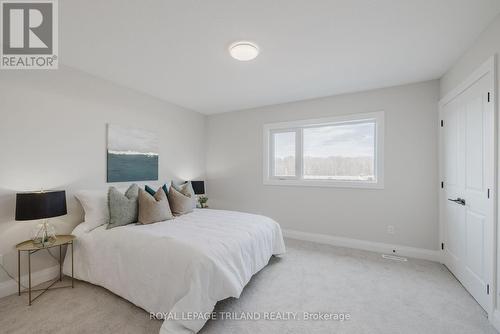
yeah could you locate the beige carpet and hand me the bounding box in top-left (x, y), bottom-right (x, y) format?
top-left (0, 239), bottom-right (497, 334)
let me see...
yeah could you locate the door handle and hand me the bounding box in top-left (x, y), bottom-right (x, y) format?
top-left (448, 198), bottom-right (466, 206)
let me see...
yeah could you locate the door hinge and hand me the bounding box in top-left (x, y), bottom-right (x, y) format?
top-left (488, 188), bottom-right (490, 199)
top-left (441, 181), bottom-right (444, 189)
top-left (488, 92), bottom-right (491, 103)
top-left (441, 242), bottom-right (444, 250)
top-left (487, 284), bottom-right (490, 295)
top-left (440, 120), bottom-right (444, 127)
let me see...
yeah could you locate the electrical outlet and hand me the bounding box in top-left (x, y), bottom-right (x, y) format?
top-left (387, 225), bottom-right (395, 234)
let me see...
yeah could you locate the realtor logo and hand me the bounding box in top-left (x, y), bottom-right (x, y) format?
top-left (1, 0), bottom-right (58, 69)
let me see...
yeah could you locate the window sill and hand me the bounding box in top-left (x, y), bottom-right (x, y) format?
top-left (263, 178), bottom-right (384, 189)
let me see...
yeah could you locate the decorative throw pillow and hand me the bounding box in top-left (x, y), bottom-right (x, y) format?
top-left (75, 187), bottom-right (130, 232)
top-left (145, 184), bottom-right (169, 197)
top-left (107, 184), bottom-right (140, 229)
top-left (171, 181), bottom-right (196, 209)
top-left (138, 188), bottom-right (173, 224)
top-left (167, 186), bottom-right (194, 216)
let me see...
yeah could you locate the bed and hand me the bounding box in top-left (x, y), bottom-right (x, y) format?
top-left (62, 208), bottom-right (286, 334)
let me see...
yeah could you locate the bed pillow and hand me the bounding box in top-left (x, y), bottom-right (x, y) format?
top-left (74, 190), bottom-right (110, 232)
top-left (138, 188), bottom-right (173, 224)
top-left (167, 186), bottom-right (194, 216)
top-left (171, 181), bottom-right (196, 209)
top-left (107, 184), bottom-right (140, 229)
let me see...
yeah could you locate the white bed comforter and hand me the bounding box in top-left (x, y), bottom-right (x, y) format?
top-left (62, 209), bottom-right (286, 333)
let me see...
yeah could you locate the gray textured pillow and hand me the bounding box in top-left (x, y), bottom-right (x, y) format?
top-left (138, 188), bottom-right (173, 224)
top-left (107, 184), bottom-right (139, 229)
top-left (171, 181), bottom-right (197, 209)
top-left (167, 186), bottom-right (194, 216)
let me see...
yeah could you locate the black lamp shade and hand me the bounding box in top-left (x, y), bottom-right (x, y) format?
top-left (15, 191), bottom-right (67, 221)
top-left (191, 181), bottom-right (205, 195)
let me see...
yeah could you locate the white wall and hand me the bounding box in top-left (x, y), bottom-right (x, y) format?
top-left (440, 13), bottom-right (500, 98)
top-left (0, 66), bottom-right (206, 284)
top-left (206, 80), bottom-right (440, 251)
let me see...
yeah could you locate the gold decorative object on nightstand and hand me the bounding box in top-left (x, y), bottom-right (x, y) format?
top-left (16, 234), bottom-right (75, 305)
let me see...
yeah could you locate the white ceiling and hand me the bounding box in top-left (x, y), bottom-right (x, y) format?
top-left (61, 0), bottom-right (500, 114)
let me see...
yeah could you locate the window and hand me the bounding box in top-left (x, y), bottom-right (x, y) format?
top-left (273, 131), bottom-right (296, 177)
top-left (263, 112), bottom-right (384, 188)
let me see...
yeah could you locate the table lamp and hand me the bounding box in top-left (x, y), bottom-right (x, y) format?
top-left (15, 190), bottom-right (67, 247)
top-left (191, 181), bottom-right (207, 208)
top-left (191, 181), bottom-right (205, 195)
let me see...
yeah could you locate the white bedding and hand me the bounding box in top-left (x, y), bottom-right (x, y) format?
top-left (62, 209), bottom-right (286, 333)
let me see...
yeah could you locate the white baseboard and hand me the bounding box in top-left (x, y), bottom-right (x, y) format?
top-left (0, 265), bottom-right (60, 299)
top-left (283, 229), bottom-right (442, 262)
top-left (490, 309), bottom-right (500, 333)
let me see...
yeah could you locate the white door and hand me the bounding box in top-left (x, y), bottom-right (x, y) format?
top-left (441, 72), bottom-right (494, 312)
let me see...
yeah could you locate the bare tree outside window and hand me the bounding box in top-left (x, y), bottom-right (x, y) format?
top-left (274, 132), bottom-right (296, 176)
top-left (303, 122), bottom-right (375, 181)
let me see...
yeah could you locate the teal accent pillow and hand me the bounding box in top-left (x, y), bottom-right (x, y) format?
top-left (145, 184), bottom-right (168, 196)
top-left (145, 185), bottom-right (156, 196)
top-left (107, 184), bottom-right (140, 229)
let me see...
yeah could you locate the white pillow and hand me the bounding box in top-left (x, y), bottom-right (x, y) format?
top-left (75, 189), bottom-right (111, 232)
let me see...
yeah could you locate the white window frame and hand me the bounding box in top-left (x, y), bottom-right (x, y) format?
top-left (263, 111), bottom-right (384, 189)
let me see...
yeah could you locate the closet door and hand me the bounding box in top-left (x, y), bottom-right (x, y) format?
top-left (441, 72), bottom-right (494, 312)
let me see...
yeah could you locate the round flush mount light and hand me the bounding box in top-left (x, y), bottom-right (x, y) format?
top-left (229, 41), bottom-right (260, 61)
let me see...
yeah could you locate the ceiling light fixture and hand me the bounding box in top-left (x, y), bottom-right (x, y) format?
top-left (229, 41), bottom-right (259, 61)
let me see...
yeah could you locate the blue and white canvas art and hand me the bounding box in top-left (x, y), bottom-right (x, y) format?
top-left (107, 124), bottom-right (159, 182)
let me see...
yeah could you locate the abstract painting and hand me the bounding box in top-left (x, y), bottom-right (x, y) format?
top-left (107, 124), bottom-right (159, 182)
